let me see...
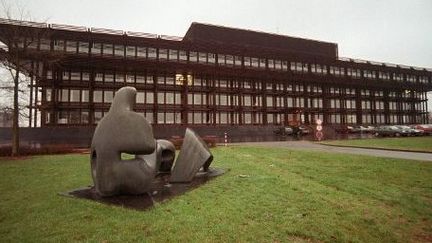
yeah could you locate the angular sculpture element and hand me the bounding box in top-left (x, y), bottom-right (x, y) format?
top-left (170, 128), bottom-right (213, 183)
top-left (90, 87), bottom-right (157, 197)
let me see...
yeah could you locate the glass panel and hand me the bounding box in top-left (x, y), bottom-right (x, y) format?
top-left (70, 90), bottom-right (80, 102)
top-left (81, 111), bottom-right (89, 124)
top-left (104, 91), bottom-right (113, 103)
top-left (93, 91), bottom-right (103, 103)
top-left (81, 90), bottom-right (89, 102)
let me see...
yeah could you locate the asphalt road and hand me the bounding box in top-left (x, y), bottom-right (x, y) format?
top-left (231, 141), bottom-right (432, 162)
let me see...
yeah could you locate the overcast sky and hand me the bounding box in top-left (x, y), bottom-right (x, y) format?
top-left (3, 0), bottom-right (432, 109)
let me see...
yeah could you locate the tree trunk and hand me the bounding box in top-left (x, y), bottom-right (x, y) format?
top-left (12, 67), bottom-right (20, 156)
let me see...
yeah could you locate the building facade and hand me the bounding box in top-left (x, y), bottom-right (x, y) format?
top-left (0, 18), bottom-right (431, 132)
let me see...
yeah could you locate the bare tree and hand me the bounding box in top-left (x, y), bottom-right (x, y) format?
top-left (0, 1), bottom-right (38, 156)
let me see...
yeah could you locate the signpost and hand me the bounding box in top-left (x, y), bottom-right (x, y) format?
top-left (315, 119), bottom-right (323, 141)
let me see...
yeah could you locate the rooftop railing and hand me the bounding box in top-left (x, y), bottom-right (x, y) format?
top-left (339, 57), bottom-right (430, 71)
top-left (0, 17), bottom-right (182, 41)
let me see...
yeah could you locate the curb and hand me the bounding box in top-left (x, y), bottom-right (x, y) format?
top-left (318, 143), bottom-right (432, 154)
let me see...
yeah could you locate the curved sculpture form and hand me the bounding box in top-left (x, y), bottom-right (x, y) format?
top-left (90, 87), bottom-right (157, 197)
top-left (138, 139), bottom-right (176, 173)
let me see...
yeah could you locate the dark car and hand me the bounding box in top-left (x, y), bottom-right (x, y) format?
top-left (273, 127), bottom-right (294, 136)
top-left (274, 125), bottom-right (310, 136)
top-left (395, 125), bottom-right (424, 136)
top-left (335, 125), bottom-right (353, 134)
top-left (374, 125), bottom-right (410, 137)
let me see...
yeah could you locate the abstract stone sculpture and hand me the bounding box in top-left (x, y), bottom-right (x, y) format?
top-left (170, 128), bottom-right (214, 183)
top-left (90, 87), bottom-right (158, 197)
top-left (90, 86), bottom-right (214, 197)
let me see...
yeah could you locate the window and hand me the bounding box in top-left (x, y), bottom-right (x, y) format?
top-left (137, 46), bottom-right (147, 58)
top-left (54, 40), bottom-right (65, 51)
top-left (218, 54), bottom-right (225, 65)
top-left (126, 74), bottom-right (135, 83)
top-left (267, 59), bottom-right (274, 69)
top-left (311, 64), bottom-right (327, 75)
top-left (266, 96), bottom-right (273, 107)
top-left (244, 57), bottom-right (251, 67)
top-left (290, 62), bottom-right (308, 73)
top-left (114, 45), bottom-right (124, 56)
top-left (105, 73), bottom-right (114, 83)
top-left (93, 91), bottom-right (103, 103)
top-left (40, 39), bottom-right (51, 51)
top-left (347, 68), bottom-right (361, 79)
top-left (91, 43), bottom-right (102, 55)
top-left (330, 66), bottom-right (344, 77)
top-left (46, 89), bottom-right (52, 102)
top-left (81, 111), bottom-right (89, 124)
top-left (82, 72), bottom-right (90, 81)
top-left (198, 52), bottom-right (207, 63)
top-left (226, 55), bottom-right (234, 65)
top-left (158, 49), bottom-right (168, 60)
top-left (71, 71), bottom-right (80, 81)
top-left (208, 53), bottom-right (216, 63)
top-left (95, 73), bottom-right (103, 82)
top-left (251, 58), bottom-right (259, 68)
top-left (148, 47), bottom-right (157, 59)
top-left (378, 71), bottom-right (390, 80)
top-left (70, 90), bottom-right (80, 102)
top-left (234, 56), bottom-right (242, 66)
top-left (115, 73), bottom-right (125, 83)
top-left (364, 70), bottom-right (376, 79)
top-left (104, 91), bottom-right (114, 103)
top-left (407, 75), bottom-right (416, 83)
top-left (179, 50), bottom-right (187, 61)
top-left (126, 46), bottom-right (136, 57)
top-left (82, 90), bottom-right (89, 102)
top-left (393, 73), bottom-right (403, 81)
top-left (60, 89), bottom-right (69, 102)
top-left (170, 49), bottom-right (180, 60)
top-left (243, 95), bottom-right (252, 106)
top-left (65, 41), bottom-right (77, 53)
top-left (189, 51), bottom-right (198, 62)
top-left (102, 43), bottom-right (113, 55)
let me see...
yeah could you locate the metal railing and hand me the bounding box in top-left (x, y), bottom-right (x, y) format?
top-left (339, 56), bottom-right (429, 71)
top-left (0, 17), bottom-right (182, 41)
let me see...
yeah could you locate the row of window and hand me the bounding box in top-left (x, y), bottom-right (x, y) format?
top-left (48, 88), bottom-right (427, 112)
top-left (20, 37), bottom-right (431, 84)
top-left (47, 110), bottom-right (427, 125)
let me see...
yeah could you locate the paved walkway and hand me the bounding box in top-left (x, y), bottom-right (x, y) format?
top-left (231, 141), bottom-right (432, 162)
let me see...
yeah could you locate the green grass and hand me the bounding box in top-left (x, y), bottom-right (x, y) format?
top-left (1, 147), bottom-right (432, 242)
top-left (321, 136), bottom-right (432, 152)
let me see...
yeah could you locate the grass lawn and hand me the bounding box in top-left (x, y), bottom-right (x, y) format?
top-left (1, 147), bottom-right (431, 242)
top-left (320, 136), bottom-right (432, 153)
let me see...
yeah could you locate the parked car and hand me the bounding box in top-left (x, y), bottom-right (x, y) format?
top-left (395, 125), bottom-right (424, 136)
top-left (335, 125), bottom-right (352, 134)
top-left (273, 127), bottom-right (293, 136)
top-left (274, 125), bottom-right (311, 136)
top-left (374, 125), bottom-right (410, 137)
top-left (350, 125), bottom-right (372, 133)
top-left (363, 126), bottom-right (376, 133)
top-left (411, 124), bottom-right (432, 135)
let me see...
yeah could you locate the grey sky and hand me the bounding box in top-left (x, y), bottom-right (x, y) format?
top-left (3, 0), bottom-right (432, 109)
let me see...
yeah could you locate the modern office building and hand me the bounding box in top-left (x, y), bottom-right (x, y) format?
top-left (0, 18), bottom-right (431, 135)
